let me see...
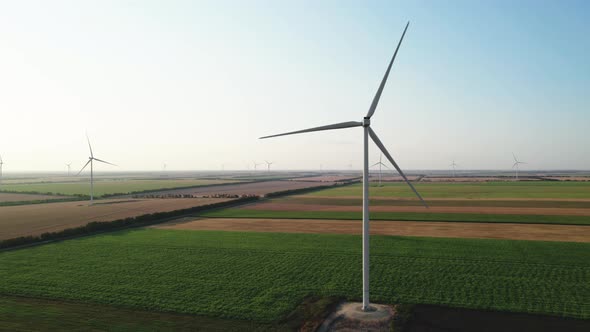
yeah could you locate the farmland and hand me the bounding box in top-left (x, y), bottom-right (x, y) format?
top-left (0, 178), bottom-right (241, 197)
top-left (0, 229), bottom-right (589, 322)
top-left (306, 181), bottom-right (590, 199)
top-left (0, 198), bottom-right (229, 240)
top-left (157, 218), bottom-right (590, 242)
top-left (140, 179), bottom-right (340, 197)
top-left (0, 192), bottom-right (70, 203)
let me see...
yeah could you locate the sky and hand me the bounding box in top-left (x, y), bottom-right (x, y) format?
top-left (0, 0), bottom-right (588, 172)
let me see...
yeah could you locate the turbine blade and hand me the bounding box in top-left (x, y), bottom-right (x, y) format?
top-left (86, 134), bottom-right (94, 158)
top-left (76, 160), bottom-right (91, 176)
top-left (93, 158), bottom-right (117, 166)
top-left (512, 153), bottom-right (518, 162)
top-left (366, 21), bottom-right (410, 119)
top-left (371, 162), bottom-right (380, 167)
top-left (381, 163), bottom-right (391, 169)
top-left (368, 127), bottom-right (427, 207)
top-left (259, 121), bottom-right (362, 139)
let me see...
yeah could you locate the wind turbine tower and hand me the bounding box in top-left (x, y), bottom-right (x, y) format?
top-left (512, 153), bottom-right (526, 180)
top-left (0, 154), bottom-right (4, 187)
top-left (450, 160), bottom-right (458, 178)
top-left (76, 135), bottom-right (116, 204)
top-left (66, 163), bottom-right (72, 176)
top-left (370, 154), bottom-right (390, 186)
top-left (260, 22), bottom-right (427, 311)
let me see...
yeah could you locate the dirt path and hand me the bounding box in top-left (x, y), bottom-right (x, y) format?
top-left (246, 202), bottom-right (590, 216)
top-left (155, 218), bottom-right (590, 243)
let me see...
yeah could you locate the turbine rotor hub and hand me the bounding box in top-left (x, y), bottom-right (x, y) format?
top-left (362, 117), bottom-right (371, 127)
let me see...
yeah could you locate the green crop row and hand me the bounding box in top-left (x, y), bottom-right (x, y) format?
top-left (1, 229), bottom-right (588, 321)
top-left (200, 209), bottom-right (590, 226)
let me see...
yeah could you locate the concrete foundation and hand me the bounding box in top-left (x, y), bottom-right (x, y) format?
top-left (318, 302), bottom-right (395, 332)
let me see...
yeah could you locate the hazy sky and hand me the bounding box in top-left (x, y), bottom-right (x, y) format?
top-left (1, 0), bottom-right (588, 172)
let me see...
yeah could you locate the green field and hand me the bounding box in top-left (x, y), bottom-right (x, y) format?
top-left (307, 182), bottom-right (590, 199)
top-left (281, 196), bottom-right (590, 208)
top-left (201, 209), bottom-right (590, 225)
top-left (0, 179), bottom-right (239, 197)
top-left (1, 229), bottom-right (588, 322)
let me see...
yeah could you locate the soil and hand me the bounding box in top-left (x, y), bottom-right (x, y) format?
top-left (155, 218), bottom-right (590, 242)
top-left (404, 304), bottom-right (590, 332)
top-left (0, 198), bottom-right (229, 240)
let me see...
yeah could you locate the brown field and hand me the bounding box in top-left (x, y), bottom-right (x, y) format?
top-left (291, 175), bottom-right (360, 182)
top-left (245, 201), bottom-right (590, 216)
top-left (140, 180), bottom-right (336, 197)
top-left (0, 192), bottom-right (67, 203)
top-left (420, 176), bottom-right (525, 182)
top-left (0, 198), bottom-right (229, 240)
top-left (156, 217), bottom-right (590, 243)
top-left (371, 175), bottom-right (421, 182)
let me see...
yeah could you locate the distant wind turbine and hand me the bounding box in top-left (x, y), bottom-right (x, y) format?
top-left (512, 153), bottom-right (526, 180)
top-left (450, 160), bottom-right (458, 178)
top-left (253, 161), bottom-right (263, 171)
top-left (370, 154), bottom-right (390, 186)
top-left (76, 135), bottom-right (116, 204)
top-left (0, 154), bottom-right (4, 187)
top-left (265, 160), bottom-right (274, 172)
top-left (260, 21), bottom-right (427, 311)
top-left (66, 163), bottom-right (72, 176)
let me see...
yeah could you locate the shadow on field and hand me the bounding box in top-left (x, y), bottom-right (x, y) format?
top-left (400, 304), bottom-right (590, 332)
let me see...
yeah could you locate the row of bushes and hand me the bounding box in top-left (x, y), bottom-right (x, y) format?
top-left (0, 196), bottom-right (260, 250)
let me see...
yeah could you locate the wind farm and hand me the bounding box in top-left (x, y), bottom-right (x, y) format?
top-left (1, 2), bottom-right (589, 332)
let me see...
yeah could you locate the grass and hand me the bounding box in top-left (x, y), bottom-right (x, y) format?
top-left (306, 182), bottom-right (590, 199)
top-left (200, 209), bottom-right (590, 226)
top-left (1, 229), bottom-right (588, 321)
top-left (0, 179), bottom-right (239, 197)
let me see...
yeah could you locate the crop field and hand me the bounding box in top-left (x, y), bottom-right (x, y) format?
top-left (198, 181), bottom-right (590, 229)
top-left (0, 229), bottom-right (588, 321)
top-left (0, 192), bottom-right (70, 203)
top-left (157, 218), bottom-right (590, 242)
top-left (0, 179), bottom-right (240, 197)
top-left (306, 181), bottom-right (590, 199)
top-left (0, 198), bottom-right (229, 240)
top-left (142, 180), bottom-right (338, 197)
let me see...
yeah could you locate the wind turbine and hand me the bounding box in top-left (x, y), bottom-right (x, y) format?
top-left (253, 161), bottom-right (263, 171)
top-left (76, 135), bottom-right (116, 204)
top-left (450, 160), bottom-right (458, 178)
top-left (260, 22), bottom-right (427, 311)
top-left (0, 154), bottom-right (4, 187)
top-left (370, 154), bottom-right (390, 186)
top-left (512, 153), bottom-right (526, 180)
top-left (265, 160), bottom-right (274, 172)
top-left (66, 163), bottom-right (72, 176)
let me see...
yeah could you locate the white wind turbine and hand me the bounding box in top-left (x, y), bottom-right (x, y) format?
top-left (265, 160), bottom-right (274, 172)
top-left (253, 161), bottom-right (263, 171)
top-left (66, 163), bottom-right (72, 176)
top-left (450, 160), bottom-right (458, 178)
top-left (512, 153), bottom-right (526, 180)
top-left (260, 22), bottom-right (427, 311)
top-left (0, 154), bottom-right (4, 187)
top-left (370, 154), bottom-right (390, 186)
top-left (76, 135), bottom-right (116, 204)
